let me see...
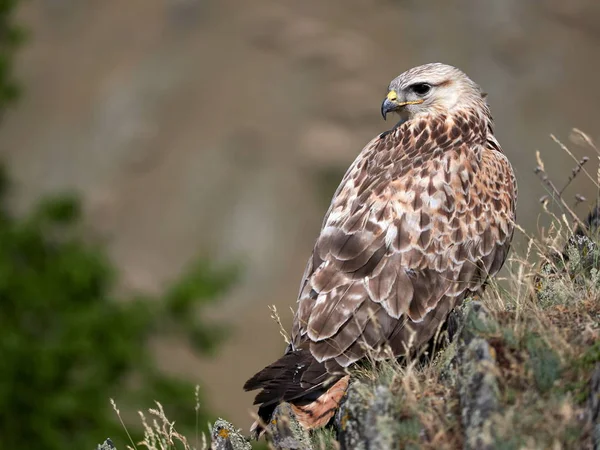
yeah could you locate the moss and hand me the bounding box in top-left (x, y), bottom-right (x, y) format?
top-left (500, 327), bottom-right (519, 350)
top-left (394, 416), bottom-right (421, 447)
top-left (464, 306), bottom-right (499, 338)
top-left (525, 333), bottom-right (562, 393)
top-left (555, 340), bottom-right (600, 407)
top-left (581, 340), bottom-right (600, 368)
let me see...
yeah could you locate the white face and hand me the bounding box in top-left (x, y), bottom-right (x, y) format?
top-left (382, 63), bottom-right (485, 120)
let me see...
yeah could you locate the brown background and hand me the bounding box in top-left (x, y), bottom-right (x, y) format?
top-left (2, 0), bottom-right (600, 425)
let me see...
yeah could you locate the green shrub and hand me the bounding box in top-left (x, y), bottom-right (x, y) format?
top-left (0, 179), bottom-right (235, 449)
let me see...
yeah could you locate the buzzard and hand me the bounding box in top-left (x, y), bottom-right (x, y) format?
top-left (244, 63), bottom-right (517, 431)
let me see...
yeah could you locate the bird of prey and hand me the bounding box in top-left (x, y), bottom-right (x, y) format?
top-left (244, 62), bottom-right (517, 432)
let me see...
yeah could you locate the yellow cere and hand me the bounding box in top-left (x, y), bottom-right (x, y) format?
top-left (386, 91), bottom-right (398, 101)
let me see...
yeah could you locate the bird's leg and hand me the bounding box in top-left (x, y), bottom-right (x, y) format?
top-left (290, 375), bottom-right (350, 429)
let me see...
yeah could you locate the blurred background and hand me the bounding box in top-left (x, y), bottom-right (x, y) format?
top-left (1, 0), bottom-right (600, 447)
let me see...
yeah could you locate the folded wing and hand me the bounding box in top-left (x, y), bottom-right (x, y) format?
top-left (292, 130), bottom-right (516, 367)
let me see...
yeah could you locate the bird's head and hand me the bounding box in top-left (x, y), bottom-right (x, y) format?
top-left (381, 63), bottom-right (487, 121)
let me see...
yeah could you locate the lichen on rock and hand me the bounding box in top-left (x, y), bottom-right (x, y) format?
top-left (265, 402), bottom-right (312, 450)
top-left (335, 381), bottom-right (397, 450)
top-left (210, 418), bottom-right (252, 450)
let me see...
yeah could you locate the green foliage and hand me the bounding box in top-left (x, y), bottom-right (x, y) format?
top-left (0, 176), bottom-right (235, 449)
top-left (0, 0), bottom-right (25, 109)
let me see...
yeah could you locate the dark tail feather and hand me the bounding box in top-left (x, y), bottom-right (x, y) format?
top-left (243, 349), bottom-right (306, 393)
top-left (244, 349), bottom-right (328, 405)
top-left (243, 348), bottom-right (340, 430)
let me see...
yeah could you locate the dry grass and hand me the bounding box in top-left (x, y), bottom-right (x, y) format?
top-left (110, 386), bottom-right (208, 450)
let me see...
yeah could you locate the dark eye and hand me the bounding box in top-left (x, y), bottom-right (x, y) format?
top-left (410, 83), bottom-right (431, 96)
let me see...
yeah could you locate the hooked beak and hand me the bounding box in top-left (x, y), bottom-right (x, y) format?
top-left (380, 91), bottom-right (423, 120)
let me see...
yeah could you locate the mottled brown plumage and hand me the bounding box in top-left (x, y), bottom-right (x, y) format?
top-left (244, 63), bottom-right (517, 432)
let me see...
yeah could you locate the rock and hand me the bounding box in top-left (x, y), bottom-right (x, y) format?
top-left (210, 418), bottom-right (252, 450)
top-left (336, 383), bottom-right (396, 450)
top-left (441, 302), bottom-right (500, 450)
top-left (96, 439), bottom-right (116, 450)
top-left (459, 338), bottom-right (499, 450)
top-left (265, 402), bottom-right (312, 450)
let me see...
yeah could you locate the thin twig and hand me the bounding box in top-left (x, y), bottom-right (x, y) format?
top-left (551, 134), bottom-right (598, 189)
top-left (534, 150), bottom-right (586, 231)
top-left (559, 156), bottom-right (589, 195)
